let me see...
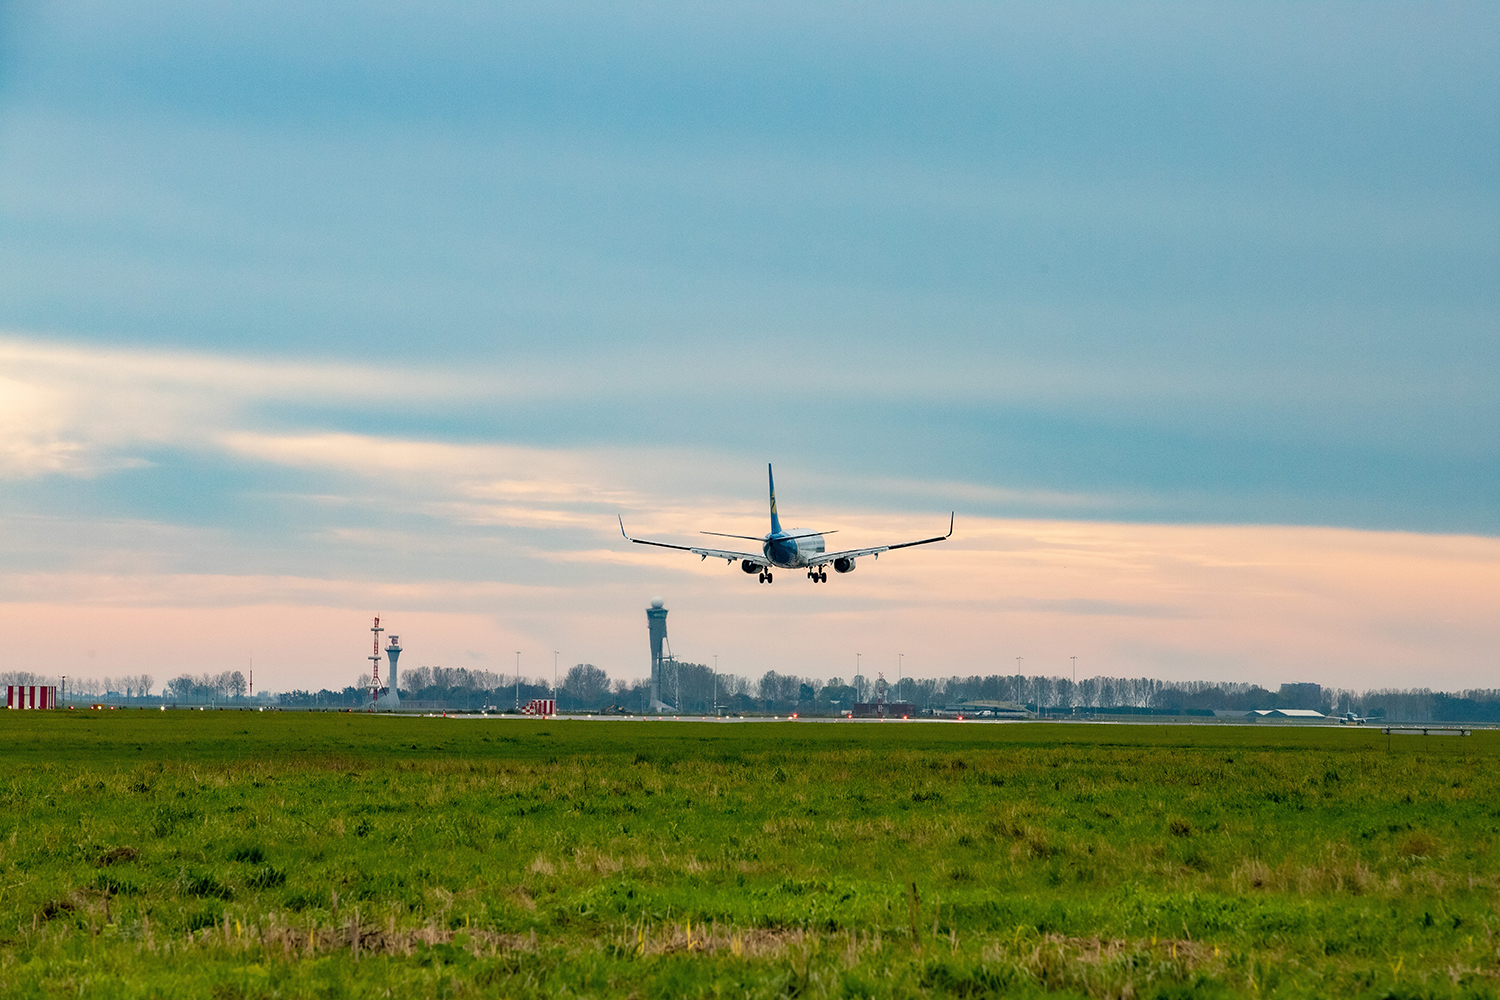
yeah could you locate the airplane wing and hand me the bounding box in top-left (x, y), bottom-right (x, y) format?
top-left (810, 513), bottom-right (954, 567)
top-left (619, 517), bottom-right (766, 566)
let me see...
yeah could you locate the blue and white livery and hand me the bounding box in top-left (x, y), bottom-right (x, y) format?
top-left (619, 465), bottom-right (953, 584)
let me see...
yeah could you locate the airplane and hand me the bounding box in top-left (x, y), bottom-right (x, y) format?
top-left (1337, 711), bottom-right (1373, 725)
top-left (619, 464), bottom-right (952, 584)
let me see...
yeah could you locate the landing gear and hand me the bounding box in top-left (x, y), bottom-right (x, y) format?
top-left (807, 570), bottom-right (828, 583)
top-left (758, 572), bottom-right (774, 584)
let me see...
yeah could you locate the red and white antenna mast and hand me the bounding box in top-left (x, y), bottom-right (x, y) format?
top-left (369, 615), bottom-right (384, 706)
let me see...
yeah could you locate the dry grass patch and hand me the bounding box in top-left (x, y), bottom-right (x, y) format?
top-left (1400, 831), bottom-right (1439, 858)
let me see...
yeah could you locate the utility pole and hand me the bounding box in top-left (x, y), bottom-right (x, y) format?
top-left (515, 651), bottom-right (520, 712)
top-left (553, 650), bottom-right (559, 702)
top-left (1071, 655), bottom-right (1077, 717)
top-left (713, 655), bottom-right (719, 716)
top-left (898, 653), bottom-right (904, 702)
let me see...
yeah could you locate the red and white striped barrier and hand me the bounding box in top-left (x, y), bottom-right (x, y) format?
top-left (521, 698), bottom-right (555, 717)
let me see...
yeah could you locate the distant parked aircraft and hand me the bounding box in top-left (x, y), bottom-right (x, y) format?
top-left (619, 464), bottom-right (952, 584)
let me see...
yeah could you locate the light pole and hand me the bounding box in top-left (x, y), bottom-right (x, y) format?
top-left (1070, 656), bottom-right (1077, 716)
top-left (898, 653), bottom-right (904, 702)
top-left (553, 650), bottom-right (559, 701)
top-left (515, 651), bottom-right (520, 712)
top-left (713, 655), bottom-right (719, 716)
top-left (1015, 656), bottom-right (1023, 711)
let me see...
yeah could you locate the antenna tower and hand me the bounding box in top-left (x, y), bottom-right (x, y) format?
top-left (369, 615), bottom-right (384, 706)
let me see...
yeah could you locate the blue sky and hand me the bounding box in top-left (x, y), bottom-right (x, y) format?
top-left (0, 2), bottom-right (1496, 690)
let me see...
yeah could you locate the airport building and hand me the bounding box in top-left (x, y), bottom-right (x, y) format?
top-left (6, 685), bottom-right (58, 709)
top-left (1246, 708), bottom-right (1327, 721)
top-left (851, 700), bottom-right (916, 718)
top-left (933, 701), bottom-right (1031, 719)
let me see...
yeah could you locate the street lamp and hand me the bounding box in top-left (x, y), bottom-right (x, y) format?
top-left (713, 655), bottom-right (719, 716)
top-left (515, 651), bottom-right (521, 712)
top-left (898, 653), bottom-right (904, 701)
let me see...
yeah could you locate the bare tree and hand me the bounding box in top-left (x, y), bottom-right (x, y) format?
top-left (563, 664), bottom-right (609, 707)
top-left (228, 670), bottom-right (247, 698)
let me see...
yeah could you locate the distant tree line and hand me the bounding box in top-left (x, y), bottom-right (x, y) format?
top-left (14, 665), bottom-right (1500, 722)
top-left (163, 671), bottom-right (251, 703)
top-left (382, 668), bottom-right (1500, 723)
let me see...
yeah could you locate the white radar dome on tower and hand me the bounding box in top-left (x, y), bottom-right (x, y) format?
top-left (650, 597), bottom-right (664, 608)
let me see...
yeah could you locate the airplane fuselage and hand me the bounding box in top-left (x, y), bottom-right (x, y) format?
top-left (763, 528), bottom-right (825, 568)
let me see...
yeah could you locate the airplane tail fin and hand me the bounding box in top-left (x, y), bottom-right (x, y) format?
top-left (768, 463), bottom-right (783, 535)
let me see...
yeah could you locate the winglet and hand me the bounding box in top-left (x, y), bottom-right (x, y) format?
top-left (618, 515), bottom-right (630, 541)
top-left (947, 511), bottom-right (955, 538)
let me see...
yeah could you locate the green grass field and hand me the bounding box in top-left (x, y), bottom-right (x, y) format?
top-left (1, 711), bottom-right (1496, 998)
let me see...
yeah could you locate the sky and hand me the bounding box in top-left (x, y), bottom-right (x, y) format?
top-left (0, 1), bottom-right (1496, 694)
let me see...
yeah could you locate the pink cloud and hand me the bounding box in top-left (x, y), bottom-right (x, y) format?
top-left (7, 518), bottom-right (1497, 694)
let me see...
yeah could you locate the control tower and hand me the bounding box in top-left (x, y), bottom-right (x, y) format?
top-left (380, 635), bottom-right (402, 709)
top-left (646, 598), bottom-right (673, 712)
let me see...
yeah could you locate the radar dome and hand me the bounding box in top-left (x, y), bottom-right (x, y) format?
top-left (650, 597), bottom-right (665, 608)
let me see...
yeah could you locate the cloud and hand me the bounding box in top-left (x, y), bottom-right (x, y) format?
top-left (1, 333), bottom-right (1498, 694)
top-left (0, 336), bottom-right (479, 477)
top-left (0, 372), bottom-right (97, 476)
top-left (4, 508), bottom-right (1497, 693)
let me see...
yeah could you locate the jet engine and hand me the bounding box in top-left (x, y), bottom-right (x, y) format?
top-left (833, 557), bottom-right (856, 574)
top-left (741, 560), bottom-right (761, 574)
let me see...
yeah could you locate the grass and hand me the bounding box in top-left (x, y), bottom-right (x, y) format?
top-left (1, 710), bottom-right (1497, 998)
